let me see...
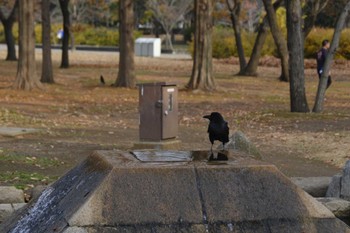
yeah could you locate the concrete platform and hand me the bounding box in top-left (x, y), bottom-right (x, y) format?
top-left (1, 150), bottom-right (349, 233)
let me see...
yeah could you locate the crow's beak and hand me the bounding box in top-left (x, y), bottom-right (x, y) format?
top-left (203, 115), bottom-right (210, 119)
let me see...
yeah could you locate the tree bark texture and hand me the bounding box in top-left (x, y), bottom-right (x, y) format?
top-left (286, 0), bottom-right (309, 112)
top-left (262, 0), bottom-right (289, 82)
top-left (115, 0), bottom-right (136, 88)
top-left (0, 0), bottom-right (18, 61)
top-left (14, 0), bottom-right (40, 90)
top-left (242, 0), bottom-right (283, 76)
top-left (41, 0), bottom-right (54, 83)
top-left (241, 17), bottom-right (268, 76)
top-left (187, 0), bottom-right (215, 91)
top-left (313, 1), bottom-right (350, 113)
top-left (59, 0), bottom-right (70, 68)
top-left (226, 0), bottom-right (246, 74)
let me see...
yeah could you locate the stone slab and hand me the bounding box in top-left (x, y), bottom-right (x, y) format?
top-left (0, 203), bottom-right (26, 223)
top-left (12, 203), bottom-right (26, 211)
top-left (30, 185), bottom-right (48, 200)
top-left (69, 165), bottom-right (203, 226)
top-left (2, 150), bottom-right (350, 233)
top-left (342, 161), bottom-right (350, 200)
top-left (0, 186), bottom-right (24, 204)
top-left (219, 131), bottom-right (262, 159)
top-left (196, 166), bottom-right (331, 223)
top-left (317, 197), bottom-right (350, 218)
top-left (327, 174), bottom-right (342, 198)
top-left (0, 204), bottom-right (14, 223)
top-left (0, 127), bottom-right (40, 137)
top-left (291, 177), bottom-right (332, 197)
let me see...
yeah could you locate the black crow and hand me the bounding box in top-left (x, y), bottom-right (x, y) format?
top-left (100, 75), bottom-right (105, 85)
top-left (203, 112), bottom-right (229, 153)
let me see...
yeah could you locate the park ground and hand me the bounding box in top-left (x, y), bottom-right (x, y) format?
top-left (0, 47), bottom-right (349, 195)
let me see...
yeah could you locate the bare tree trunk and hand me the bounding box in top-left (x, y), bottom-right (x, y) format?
top-left (226, 0), bottom-right (246, 74)
top-left (59, 0), bottom-right (70, 68)
top-left (115, 0), bottom-right (136, 88)
top-left (3, 19), bottom-right (17, 61)
top-left (14, 0), bottom-right (41, 90)
top-left (41, 0), bottom-right (54, 83)
top-left (286, 0), bottom-right (309, 112)
top-left (186, 0), bottom-right (215, 91)
top-left (242, 0), bottom-right (283, 76)
top-left (0, 0), bottom-right (19, 61)
top-left (70, 32), bottom-right (75, 51)
top-left (164, 31), bottom-right (174, 51)
top-left (241, 18), bottom-right (268, 76)
top-left (313, 1), bottom-right (350, 113)
top-left (262, 0), bottom-right (289, 82)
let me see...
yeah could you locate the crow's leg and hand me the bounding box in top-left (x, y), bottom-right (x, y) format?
top-left (210, 143), bottom-right (213, 154)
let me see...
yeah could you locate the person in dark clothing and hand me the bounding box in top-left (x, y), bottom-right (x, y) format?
top-left (316, 39), bottom-right (332, 89)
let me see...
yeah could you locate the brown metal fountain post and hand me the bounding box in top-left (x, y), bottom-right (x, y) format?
top-left (134, 82), bottom-right (181, 149)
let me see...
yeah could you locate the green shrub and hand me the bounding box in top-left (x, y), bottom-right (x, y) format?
top-left (339, 29), bottom-right (350, 59)
top-left (70, 24), bottom-right (142, 46)
top-left (0, 23), bottom-right (141, 47)
top-left (73, 24), bottom-right (142, 46)
top-left (188, 26), bottom-right (276, 59)
top-left (212, 27), bottom-right (235, 58)
top-left (0, 24), bottom-right (4, 43)
top-left (0, 23), bottom-right (19, 43)
top-left (240, 31), bottom-right (257, 57)
top-left (304, 28), bottom-right (350, 60)
top-left (304, 28), bottom-right (334, 59)
top-left (212, 37), bottom-right (235, 58)
top-left (35, 24), bottom-right (42, 43)
top-left (261, 33), bottom-right (277, 57)
top-left (188, 26), bottom-right (350, 60)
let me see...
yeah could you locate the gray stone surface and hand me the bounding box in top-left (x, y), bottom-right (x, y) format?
top-left (12, 203), bottom-right (26, 211)
top-left (342, 160), bottom-right (350, 200)
top-left (317, 197), bottom-right (350, 218)
top-left (327, 174), bottom-right (342, 198)
top-left (30, 185), bottom-right (48, 200)
top-left (1, 150), bottom-right (349, 233)
top-left (0, 203), bottom-right (26, 223)
top-left (0, 127), bottom-right (40, 137)
top-left (195, 165), bottom-right (329, 223)
top-left (69, 164), bottom-right (203, 226)
top-left (219, 131), bottom-right (262, 159)
top-left (340, 160), bottom-right (350, 200)
top-left (291, 177), bottom-right (332, 197)
top-left (0, 186), bottom-right (24, 204)
top-left (0, 204), bottom-right (13, 223)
